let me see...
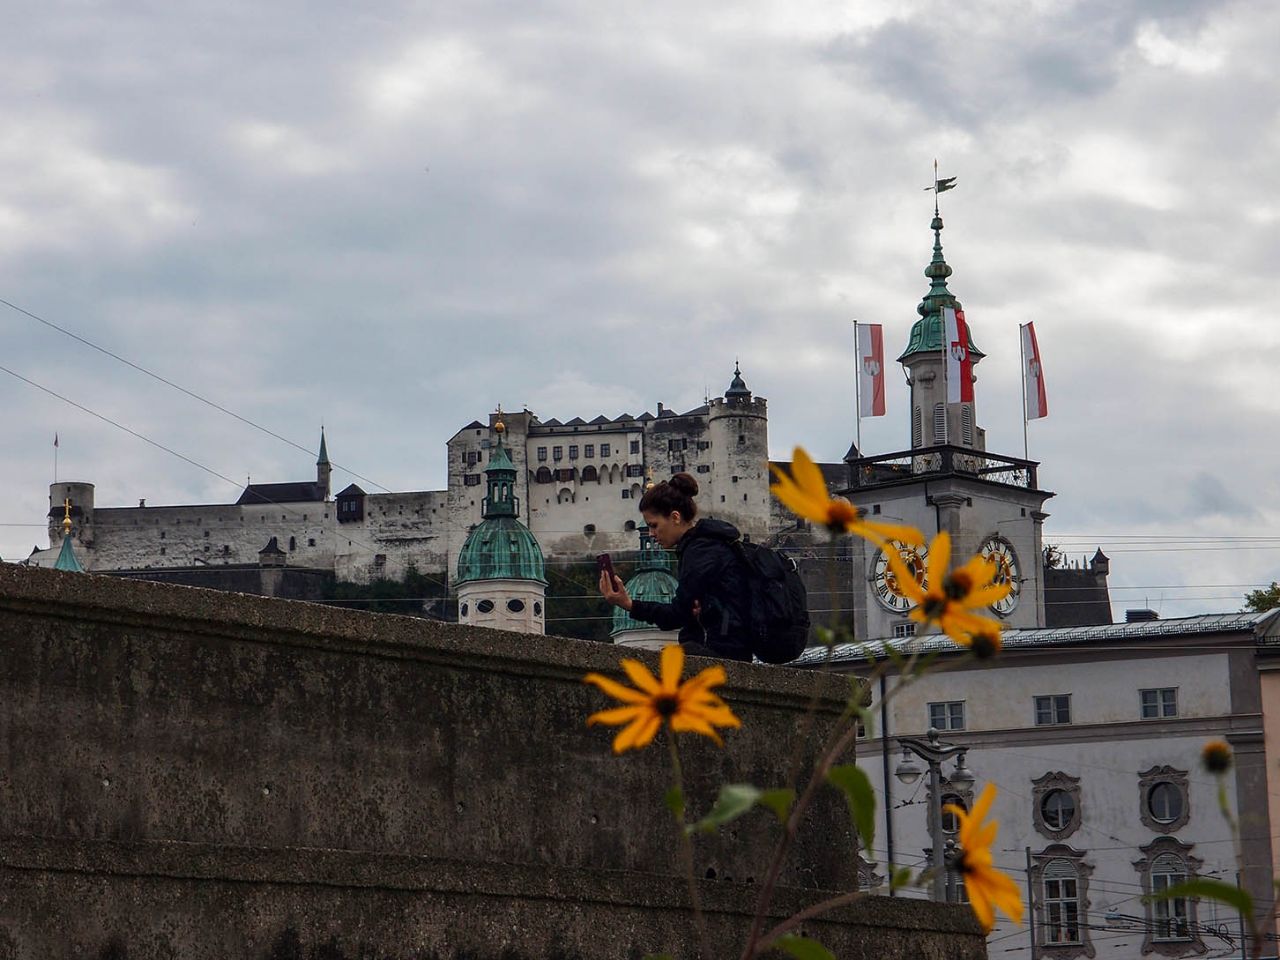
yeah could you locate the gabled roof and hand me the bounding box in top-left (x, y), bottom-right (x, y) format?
top-left (589, 415), bottom-right (611, 425)
top-left (542, 418), bottom-right (562, 427)
top-left (680, 404), bottom-right (709, 417)
top-left (336, 483), bottom-right (366, 498)
top-left (794, 610), bottom-right (1280, 667)
top-left (235, 482), bottom-right (324, 506)
top-left (565, 417), bottom-right (586, 426)
top-left (637, 412), bottom-right (655, 422)
top-left (614, 413), bottom-right (633, 422)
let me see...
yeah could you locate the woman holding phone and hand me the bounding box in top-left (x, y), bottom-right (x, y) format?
top-left (598, 473), bottom-right (753, 662)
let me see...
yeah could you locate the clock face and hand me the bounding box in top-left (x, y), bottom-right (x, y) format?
top-left (871, 540), bottom-right (930, 612)
top-left (980, 537), bottom-right (1021, 616)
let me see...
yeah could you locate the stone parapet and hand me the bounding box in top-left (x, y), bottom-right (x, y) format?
top-left (0, 564), bottom-right (985, 959)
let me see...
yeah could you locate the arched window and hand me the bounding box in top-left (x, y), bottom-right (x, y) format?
top-left (1042, 859), bottom-right (1081, 944)
top-left (912, 407), bottom-right (923, 448)
top-left (940, 794), bottom-right (965, 835)
top-left (581, 465), bottom-right (599, 482)
top-left (932, 403), bottom-right (946, 444)
top-left (583, 524), bottom-right (596, 535)
top-left (557, 488), bottom-right (575, 505)
top-left (624, 520), bottom-right (636, 532)
top-left (535, 466), bottom-right (553, 484)
top-left (1151, 854), bottom-right (1190, 941)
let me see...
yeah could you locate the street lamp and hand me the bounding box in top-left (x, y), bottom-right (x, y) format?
top-left (894, 727), bottom-right (973, 902)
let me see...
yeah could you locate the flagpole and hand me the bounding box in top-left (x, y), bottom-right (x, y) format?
top-left (53, 434), bottom-right (58, 484)
top-left (853, 320), bottom-right (862, 456)
top-left (1020, 325), bottom-right (1030, 462)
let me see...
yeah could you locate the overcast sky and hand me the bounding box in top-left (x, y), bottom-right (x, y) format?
top-left (2, 0), bottom-right (1276, 618)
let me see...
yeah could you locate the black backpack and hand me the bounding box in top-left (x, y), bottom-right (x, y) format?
top-left (733, 541), bottom-right (811, 664)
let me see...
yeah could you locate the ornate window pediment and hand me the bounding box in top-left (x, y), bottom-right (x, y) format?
top-left (1030, 845), bottom-right (1095, 960)
top-left (1133, 837), bottom-right (1205, 957)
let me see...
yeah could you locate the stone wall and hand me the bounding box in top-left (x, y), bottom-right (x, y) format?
top-left (0, 565), bottom-right (985, 959)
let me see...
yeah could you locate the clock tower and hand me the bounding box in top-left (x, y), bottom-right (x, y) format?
top-left (846, 211), bottom-right (1054, 642)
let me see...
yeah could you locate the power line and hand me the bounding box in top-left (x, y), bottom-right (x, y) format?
top-left (0, 295), bottom-right (393, 494)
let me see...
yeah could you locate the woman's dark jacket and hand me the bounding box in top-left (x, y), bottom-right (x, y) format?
top-left (628, 518), bottom-right (753, 662)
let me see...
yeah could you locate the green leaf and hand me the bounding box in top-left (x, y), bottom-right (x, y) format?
top-left (827, 763), bottom-right (876, 856)
top-left (758, 787), bottom-right (796, 824)
top-left (773, 934), bottom-right (836, 960)
top-left (1146, 878), bottom-right (1253, 921)
top-left (663, 786), bottom-right (685, 821)
top-left (692, 783), bottom-right (762, 834)
top-left (814, 625), bottom-right (835, 648)
top-left (889, 865), bottom-right (914, 892)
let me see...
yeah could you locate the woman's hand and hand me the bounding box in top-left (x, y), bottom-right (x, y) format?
top-left (599, 569), bottom-right (633, 611)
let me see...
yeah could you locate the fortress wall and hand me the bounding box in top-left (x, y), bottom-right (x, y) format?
top-left (0, 564), bottom-right (983, 959)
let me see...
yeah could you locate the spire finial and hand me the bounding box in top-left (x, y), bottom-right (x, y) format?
top-left (62, 498), bottom-right (72, 536)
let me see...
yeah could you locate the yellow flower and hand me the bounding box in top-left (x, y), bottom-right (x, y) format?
top-left (771, 447), bottom-right (925, 545)
top-left (1201, 739), bottom-right (1233, 774)
top-left (583, 644), bottom-right (741, 753)
top-left (882, 532), bottom-right (1010, 647)
top-left (945, 784), bottom-right (1024, 933)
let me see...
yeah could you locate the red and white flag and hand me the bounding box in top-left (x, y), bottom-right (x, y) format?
top-left (1021, 322), bottom-right (1048, 419)
top-left (856, 323), bottom-right (886, 418)
top-left (942, 307), bottom-right (974, 403)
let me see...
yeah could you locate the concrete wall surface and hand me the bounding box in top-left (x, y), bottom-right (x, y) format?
top-left (0, 565), bottom-right (985, 959)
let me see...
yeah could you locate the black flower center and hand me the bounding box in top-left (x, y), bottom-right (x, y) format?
top-left (654, 694), bottom-right (679, 718)
top-left (922, 596), bottom-right (948, 619)
top-left (944, 571), bottom-right (973, 601)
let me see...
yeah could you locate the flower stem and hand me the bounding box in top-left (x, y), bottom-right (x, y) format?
top-left (668, 734), bottom-right (710, 959)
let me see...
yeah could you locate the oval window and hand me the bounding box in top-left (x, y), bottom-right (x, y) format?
top-left (1041, 789), bottom-right (1076, 830)
top-left (1148, 782), bottom-right (1183, 823)
top-left (460, 603), bottom-right (469, 617)
top-left (477, 599), bottom-right (495, 614)
top-left (534, 601), bottom-right (543, 616)
top-left (507, 599), bottom-right (525, 613)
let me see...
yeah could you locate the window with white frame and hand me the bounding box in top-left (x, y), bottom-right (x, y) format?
top-left (892, 622), bottom-right (917, 639)
top-left (1042, 859), bottom-right (1082, 945)
top-left (1134, 838), bottom-right (1204, 955)
top-left (1151, 854), bottom-right (1190, 941)
top-left (1035, 695), bottom-right (1071, 726)
top-left (1141, 688), bottom-right (1178, 719)
top-left (928, 701), bottom-right (965, 731)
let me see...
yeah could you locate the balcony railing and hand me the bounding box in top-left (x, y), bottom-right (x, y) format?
top-left (846, 445), bottom-right (1040, 491)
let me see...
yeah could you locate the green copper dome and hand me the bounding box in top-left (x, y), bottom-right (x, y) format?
top-left (456, 425), bottom-right (547, 585)
top-left (456, 516), bottom-right (547, 584)
top-left (899, 214), bottom-right (985, 363)
top-left (611, 531), bottom-right (678, 636)
top-left (54, 533), bottom-right (84, 572)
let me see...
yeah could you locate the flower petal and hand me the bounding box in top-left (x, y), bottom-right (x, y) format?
top-left (680, 664), bottom-right (727, 696)
top-left (882, 546), bottom-right (927, 603)
top-left (583, 673), bottom-right (648, 704)
top-left (927, 532), bottom-right (951, 586)
top-left (789, 447), bottom-right (829, 501)
top-left (614, 713), bottom-right (662, 753)
top-left (856, 519), bottom-right (926, 546)
top-left (670, 712), bottom-right (725, 745)
top-left (660, 643), bottom-right (684, 693)
top-left (587, 705), bottom-right (646, 727)
top-left (620, 658), bottom-right (662, 695)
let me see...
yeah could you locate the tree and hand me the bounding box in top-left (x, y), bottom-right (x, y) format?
top-left (1243, 582), bottom-right (1280, 613)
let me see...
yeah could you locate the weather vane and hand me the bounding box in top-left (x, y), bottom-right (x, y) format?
top-left (924, 159), bottom-right (957, 216)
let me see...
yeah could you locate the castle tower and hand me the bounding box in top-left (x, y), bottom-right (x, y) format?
top-left (316, 429), bottom-right (332, 500)
top-left (48, 481), bottom-right (94, 549)
top-left (843, 210), bottom-right (1054, 640)
top-left (610, 526), bottom-right (679, 650)
top-left (898, 214), bottom-right (986, 451)
top-left (53, 500), bottom-right (84, 573)
top-left (455, 417), bottom-right (549, 634)
top-left (707, 362), bottom-right (770, 540)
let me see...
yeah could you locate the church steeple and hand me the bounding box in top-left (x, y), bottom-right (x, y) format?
top-left (53, 499), bottom-right (84, 573)
top-left (898, 211), bottom-right (986, 451)
top-left (316, 428), bottom-right (332, 500)
top-left (724, 361), bottom-right (752, 402)
top-left (481, 417), bottom-right (519, 519)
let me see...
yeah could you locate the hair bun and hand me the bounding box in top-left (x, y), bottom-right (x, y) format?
top-left (668, 472), bottom-right (699, 496)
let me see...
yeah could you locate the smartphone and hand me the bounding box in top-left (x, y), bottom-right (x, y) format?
top-left (596, 553), bottom-right (616, 583)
